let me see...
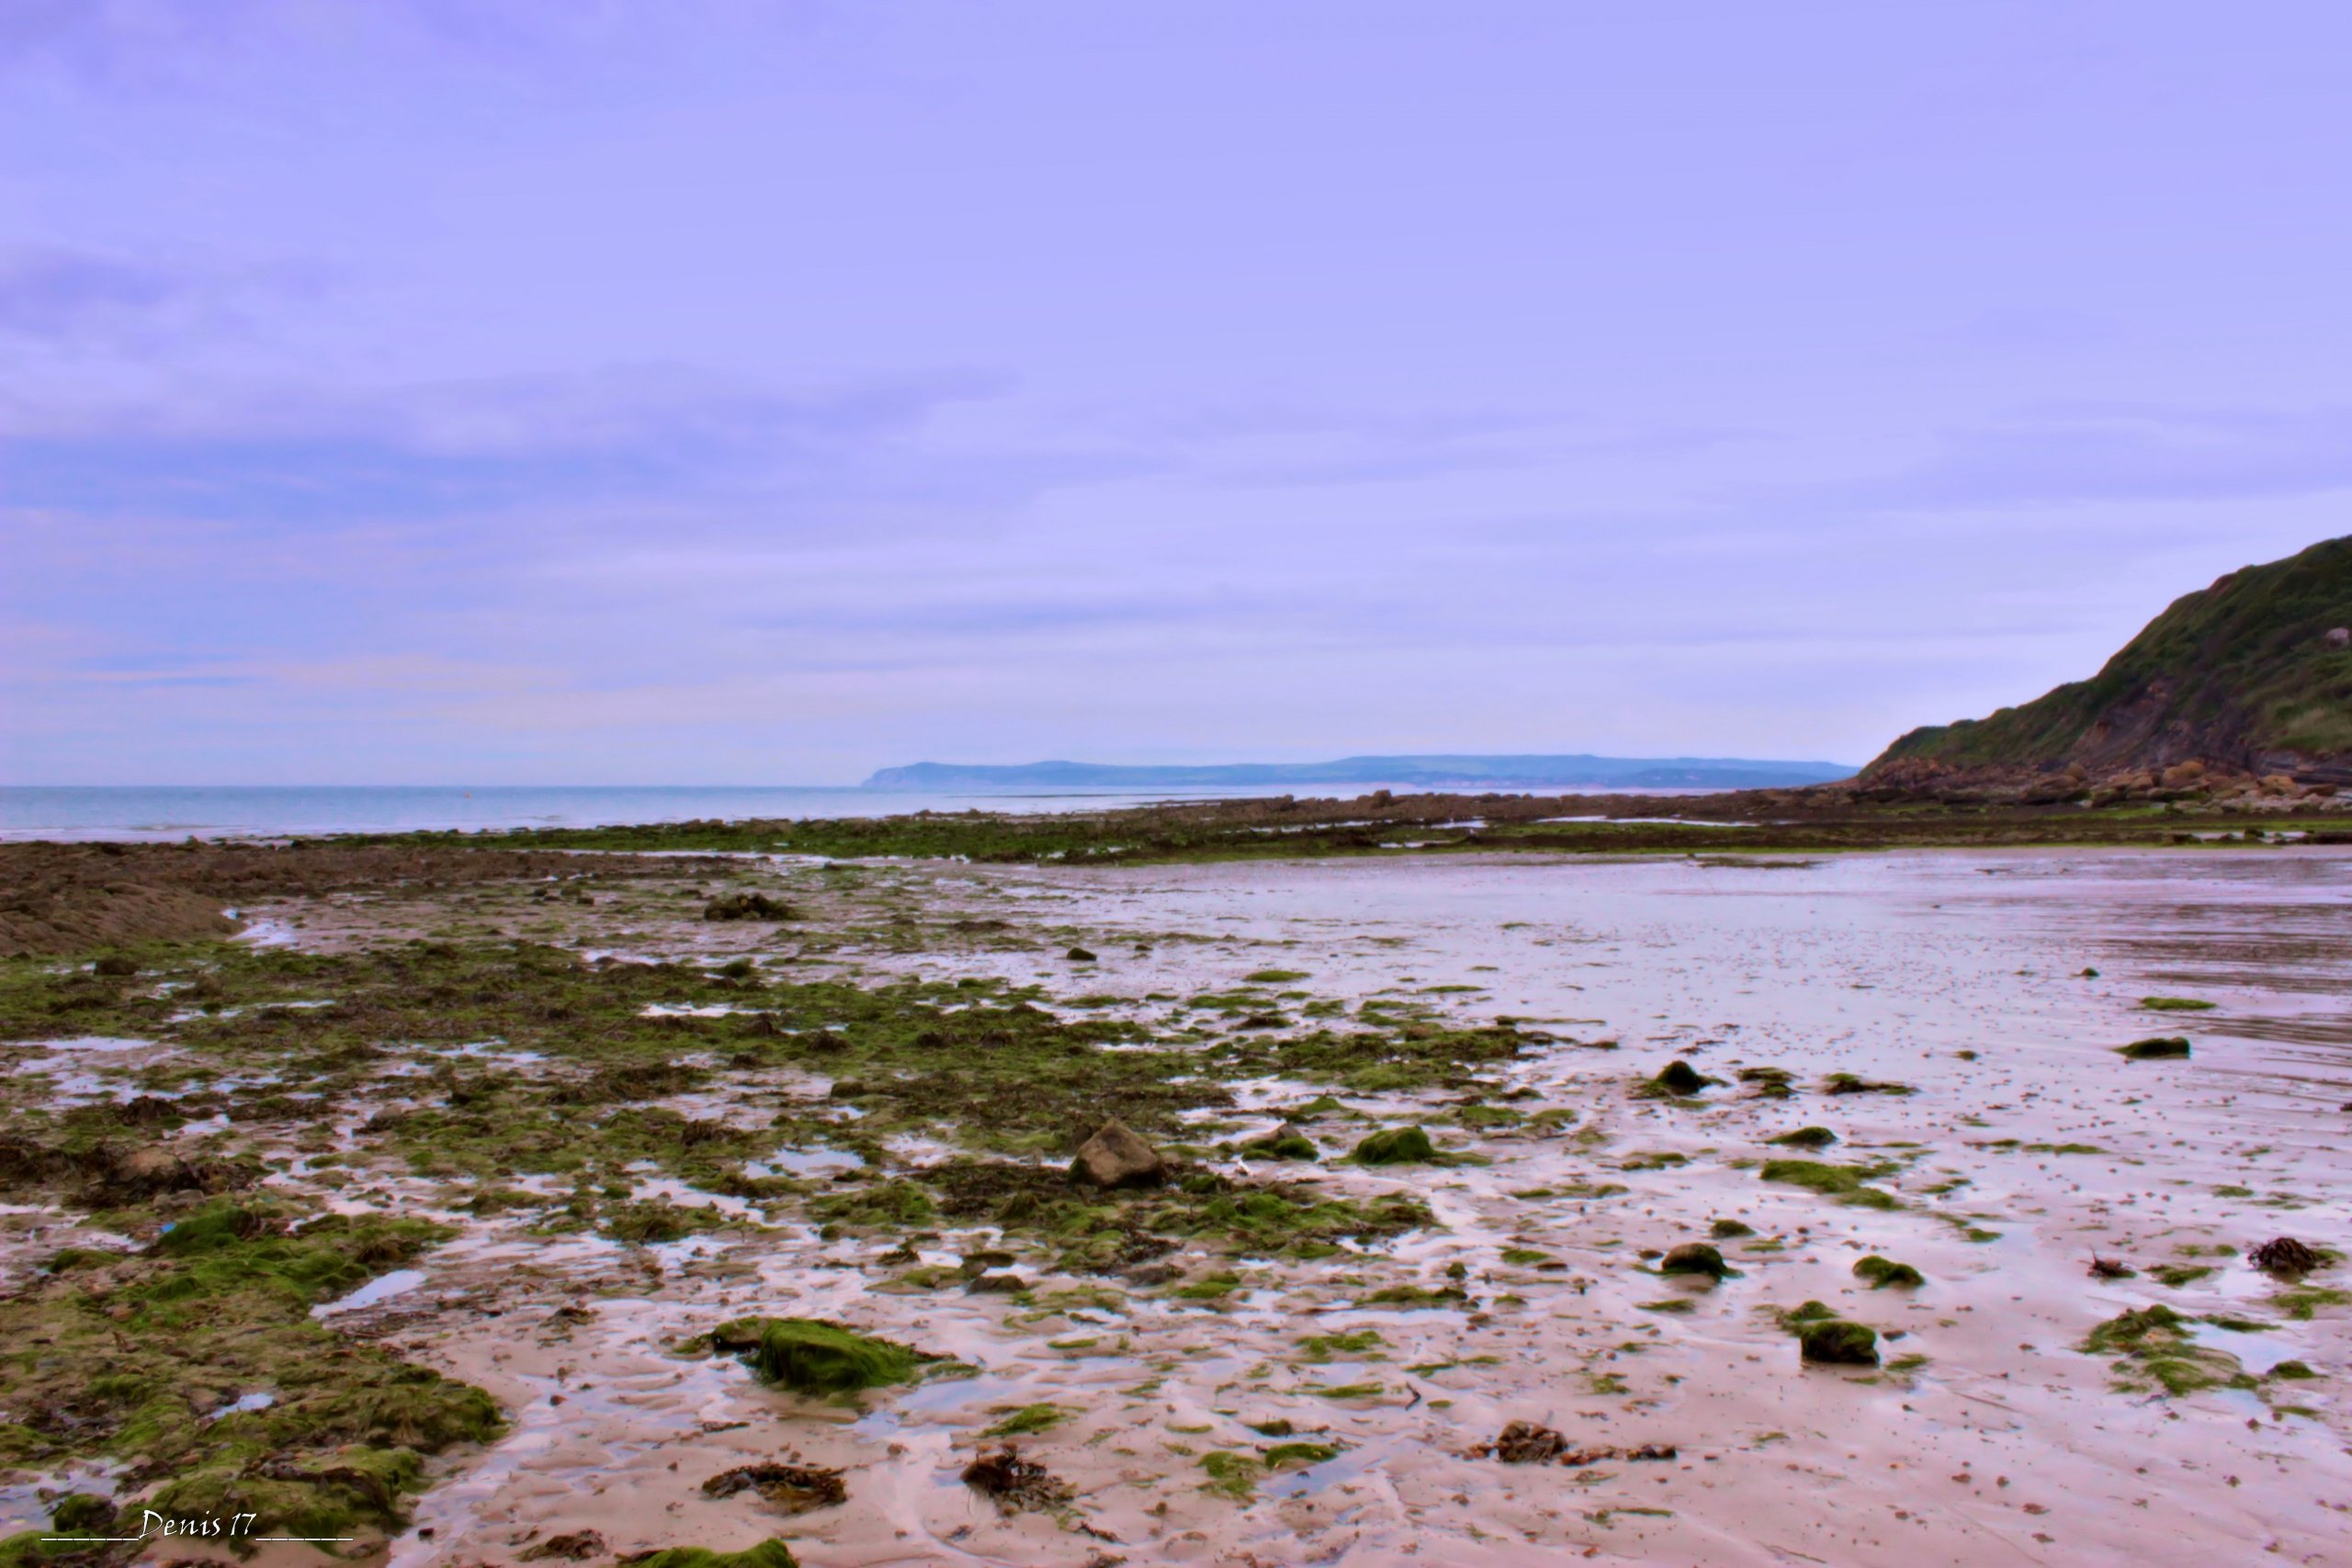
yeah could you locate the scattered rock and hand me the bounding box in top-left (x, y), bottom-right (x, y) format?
top-left (1480, 1423), bottom-right (1678, 1466)
top-left (704, 892), bottom-right (795, 921)
top-left (962, 1446), bottom-right (1073, 1513)
top-left (1646, 1059), bottom-right (1711, 1097)
top-left (1069, 1117), bottom-right (1166, 1189)
top-left (1767, 1126), bottom-right (1837, 1149)
top-left (1484, 1420), bottom-right (1571, 1463)
top-left (1853, 1256), bottom-right (1925, 1288)
top-left (702, 1461), bottom-right (847, 1515)
top-left (1823, 1072), bottom-right (1914, 1095)
top-left (1351, 1126), bottom-right (1439, 1165)
top-left (92, 953), bottom-right (138, 977)
top-left (2249, 1236), bottom-right (2324, 1277)
top-left (2117, 1036), bottom-right (2191, 1060)
top-left (1065, 946), bottom-right (1098, 962)
top-left (2087, 1255), bottom-right (2136, 1280)
top-left (966, 1271), bottom-right (1027, 1294)
top-left (1243, 1125), bottom-right (1318, 1161)
top-left (1659, 1243), bottom-right (1736, 1280)
top-left (1709, 1218), bottom-right (1754, 1238)
top-left (521, 1530), bottom-right (610, 1561)
top-left (1798, 1319), bottom-right (1881, 1366)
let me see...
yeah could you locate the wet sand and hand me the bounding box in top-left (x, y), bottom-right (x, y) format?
top-left (7, 848), bottom-right (2348, 1566)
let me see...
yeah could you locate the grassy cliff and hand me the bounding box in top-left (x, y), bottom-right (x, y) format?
top-left (1866, 536), bottom-right (2352, 783)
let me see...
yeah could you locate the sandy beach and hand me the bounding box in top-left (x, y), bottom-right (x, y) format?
top-left (6, 844), bottom-right (2344, 1566)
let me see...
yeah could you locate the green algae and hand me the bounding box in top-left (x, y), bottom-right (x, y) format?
top-left (2079, 1304), bottom-right (2249, 1395)
top-left (1351, 1126), bottom-right (1439, 1165)
top-left (0, 1195), bottom-right (493, 1542)
top-left (1797, 1320), bottom-right (1879, 1366)
top-left (621, 1544), bottom-right (800, 1568)
top-left (1241, 1127), bottom-right (1318, 1161)
top-left (1852, 1256), bottom-right (1925, 1288)
top-left (2118, 1036), bottom-right (2192, 1060)
top-left (979, 1404), bottom-right (1069, 1437)
top-left (707, 1318), bottom-right (935, 1396)
top-left (1766, 1127), bottom-right (1837, 1149)
top-left (2272, 1287), bottom-right (2349, 1321)
top-left (1198, 1450), bottom-right (1260, 1499)
top-left (1758, 1158), bottom-right (1901, 1209)
top-left (1265, 1440), bottom-right (1342, 1468)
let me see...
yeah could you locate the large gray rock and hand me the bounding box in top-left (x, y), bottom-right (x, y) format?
top-left (1069, 1117), bottom-right (1165, 1190)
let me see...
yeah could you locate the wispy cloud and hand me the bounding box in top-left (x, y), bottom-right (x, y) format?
top-left (0, 366), bottom-right (1010, 523)
top-left (1781, 405), bottom-right (2352, 514)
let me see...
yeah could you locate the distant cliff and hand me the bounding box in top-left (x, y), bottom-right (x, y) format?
top-left (1862, 535), bottom-right (2352, 797)
top-left (864, 754), bottom-right (1858, 793)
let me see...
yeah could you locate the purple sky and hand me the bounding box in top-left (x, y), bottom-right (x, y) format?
top-left (5, 3), bottom-right (2348, 784)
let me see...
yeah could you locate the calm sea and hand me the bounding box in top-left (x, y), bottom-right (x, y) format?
top-left (0, 783), bottom-right (1443, 842)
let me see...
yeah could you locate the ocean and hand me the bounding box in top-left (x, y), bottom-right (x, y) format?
top-left (0, 782), bottom-right (1668, 842)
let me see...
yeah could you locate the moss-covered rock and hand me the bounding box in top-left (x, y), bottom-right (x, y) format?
top-left (2118, 1036), bottom-right (2191, 1060)
top-left (1853, 1256), bottom-right (1926, 1289)
top-left (1798, 1319), bottom-right (1879, 1366)
top-left (1642, 1059), bottom-right (1712, 1097)
top-left (1658, 1243), bottom-right (1736, 1280)
top-left (1352, 1126), bottom-right (1438, 1165)
top-left (1242, 1126), bottom-right (1318, 1161)
top-left (1767, 1126), bottom-right (1837, 1149)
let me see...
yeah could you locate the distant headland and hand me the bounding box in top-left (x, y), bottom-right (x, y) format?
top-left (862, 754), bottom-right (1859, 793)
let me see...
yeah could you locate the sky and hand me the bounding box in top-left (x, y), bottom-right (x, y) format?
top-left (4, 1), bottom-right (2349, 784)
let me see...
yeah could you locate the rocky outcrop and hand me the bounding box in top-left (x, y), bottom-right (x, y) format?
top-left (1858, 536), bottom-right (2352, 801)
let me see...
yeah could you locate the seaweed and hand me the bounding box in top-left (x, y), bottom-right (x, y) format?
top-left (706, 1318), bottom-right (936, 1395)
top-left (1852, 1256), bottom-right (1925, 1288)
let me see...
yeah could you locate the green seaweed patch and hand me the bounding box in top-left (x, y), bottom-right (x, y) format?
top-left (979, 1404), bottom-right (1069, 1438)
top-left (706, 1317), bottom-right (940, 1396)
top-left (1244, 970), bottom-right (1309, 985)
top-left (2271, 1287), bottom-right (2349, 1321)
top-left (1361, 1282), bottom-right (1467, 1309)
top-left (620, 1544), bottom-right (800, 1568)
top-left (1264, 1440), bottom-right (1342, 1469)
top-left (601, 1199), bottom-right (727, 1245)
top-left (0, 1196), bottom-right (494, 1543)
top-left (1351, 1126), bottom-right (1441, 1165)
top-left (1766, 1127), bottom-right (1837, 1149)
top-left (1852, 1256), bottom-right (1925, 1289)
top-left (1240, 1127), bottom-right (1318, 1162)
top-left (1198, 1450), bottom-right (1260, 1500)
top-left (2079, 1304), bottom-right (2248, 1396)
top-left (2140, 998), bottom-right (2216, 1012)
top-left (1758, 1159), bottom-right (1901, 1209)
top-left (1298, 1328), bottom-right (1385, 1360)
